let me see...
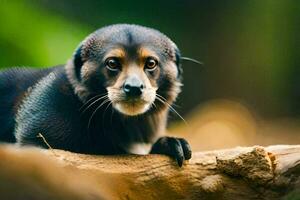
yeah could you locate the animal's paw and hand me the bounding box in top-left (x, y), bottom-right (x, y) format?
top-left (150, 136), bottom-right (192, 167)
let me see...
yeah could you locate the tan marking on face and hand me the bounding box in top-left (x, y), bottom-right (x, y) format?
top-left (137, 47), bottom-right (160, 88)
top-left (138, 47), bottom-right (159, 63)
top-left (104, 48), bottom-right (126, 60)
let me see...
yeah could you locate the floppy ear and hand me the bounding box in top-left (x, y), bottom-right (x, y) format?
top-left (174, 47), bottom-right (183, 79)
top-left (73, 45), bottom-right (84, 81)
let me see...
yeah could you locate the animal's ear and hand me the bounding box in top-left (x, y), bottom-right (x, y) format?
top-left (73, 45), bottom-right (84, 81)
top-left (174, 47), bottom-right (183, 79)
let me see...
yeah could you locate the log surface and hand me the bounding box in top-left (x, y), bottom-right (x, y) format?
top-left (0, 145), bottom-right (299, 200)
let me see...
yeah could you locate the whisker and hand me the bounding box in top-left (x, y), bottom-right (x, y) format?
top-left (155, 95), bottom-right (188, 126)
top-left (87, 99), bottom-right (110, 130)
top-left (102, 101), bottom-right (113, 137)
top-left (104, 101), bottom-right (112, 116)
top-left (81, 95), bottom-right (108, 115)
top-left (155, 93), bottom-right (166, 101)
top-left (110, 106), bottom-right (114, 128)
top-left (155, 94), bottom-right (180, 108)
top-left (181, 57), bottom-right (203, 65)
top-left (151, 102), bottom-right (157, 109)
top-left (79, 93), bottom-right (107, 111)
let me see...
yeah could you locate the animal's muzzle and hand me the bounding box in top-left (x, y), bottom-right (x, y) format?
top-left (123, 75), bottom-right (144, 97)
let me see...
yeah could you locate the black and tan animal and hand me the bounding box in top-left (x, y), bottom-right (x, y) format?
top-left (0, 24), bottom-right (191, 166)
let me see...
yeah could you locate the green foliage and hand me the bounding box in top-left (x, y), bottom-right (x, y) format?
top-left (0, 1), bottom-right (89, 67)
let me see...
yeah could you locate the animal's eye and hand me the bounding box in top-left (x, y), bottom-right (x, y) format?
top-left (105, 57), bottom-right (120, 71)
top-left (145, 57), bottom-right (158, 71)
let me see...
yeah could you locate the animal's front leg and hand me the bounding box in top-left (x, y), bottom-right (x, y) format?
top-left (150, 136), bottom-right (192, 167)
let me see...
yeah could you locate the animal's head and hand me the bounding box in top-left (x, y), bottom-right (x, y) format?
top-left (66, 24), bottom-right (182, 116)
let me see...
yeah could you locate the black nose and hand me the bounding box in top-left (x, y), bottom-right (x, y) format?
top-left (123, 77), bottom-right (144, 97)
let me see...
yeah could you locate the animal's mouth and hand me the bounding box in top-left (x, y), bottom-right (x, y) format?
top-left (112, 98), bottom-right (152, 116)
top-left (107, 86), bottom-right (157, 116)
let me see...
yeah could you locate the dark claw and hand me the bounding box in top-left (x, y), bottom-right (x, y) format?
top-left (170, 138), bottom-right (184, 167)
top-left (179, 138), bottom-right (192, 160)
top-left (150, 136), bottom-right (192, 167)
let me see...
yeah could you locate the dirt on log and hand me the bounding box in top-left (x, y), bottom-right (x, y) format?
top-left (0, 145), bottom-right (299, 200)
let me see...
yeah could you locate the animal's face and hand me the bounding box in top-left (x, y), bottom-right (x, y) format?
top-left (104, 47), bottom-right (162, 116)
top-left (68, 24), bottom-right (182, 116)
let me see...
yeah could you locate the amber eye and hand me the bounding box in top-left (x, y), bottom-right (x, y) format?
top-left (145, 57), bottom-right (158, 71)
top-left (105, 57), bottom-right (120, 71)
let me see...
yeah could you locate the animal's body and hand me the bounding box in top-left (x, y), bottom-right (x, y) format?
top-left (0, 24), bottom-right (191, 166)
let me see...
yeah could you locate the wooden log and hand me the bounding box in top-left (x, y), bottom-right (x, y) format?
top-left (0, 145), bottom-right (299, 200)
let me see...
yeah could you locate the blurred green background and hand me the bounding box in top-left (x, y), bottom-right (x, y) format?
top-left (0, 0), bottom-right (300, 119)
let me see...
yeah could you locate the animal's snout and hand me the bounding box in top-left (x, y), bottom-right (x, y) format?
top-left (123, 76), bottom-right (144, 97)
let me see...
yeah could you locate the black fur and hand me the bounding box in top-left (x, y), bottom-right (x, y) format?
top-left (0, 24), bottom-right (192, 166)
top-left (175, 48), bottom-right (183, 78)
top-left (13, 67), bottom-right (161, 154)
top-left (0, 67), bottom-right (55, 142)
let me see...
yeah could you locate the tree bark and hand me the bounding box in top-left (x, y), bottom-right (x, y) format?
top-left (0, 145), bottom-right (299, 200)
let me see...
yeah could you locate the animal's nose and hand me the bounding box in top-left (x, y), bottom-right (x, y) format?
top-left (123, 76), bottom-right (144, 97)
